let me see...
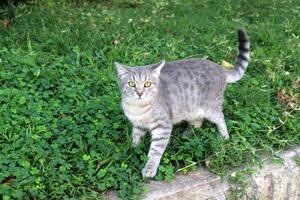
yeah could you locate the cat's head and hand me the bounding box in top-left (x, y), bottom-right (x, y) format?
top-left (114, 60), bottom-right (165, 102)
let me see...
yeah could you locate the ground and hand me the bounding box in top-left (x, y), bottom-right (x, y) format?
top-left (0, 0), bottom-right (299, 199)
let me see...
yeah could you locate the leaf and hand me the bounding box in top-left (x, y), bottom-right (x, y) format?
top-left (3, 19), bottom-right (11, 30)
top-left (291, 78), bottom-right (299, 89)
top-left (18, 96), bottom-right (26, 104)
top-left (221, 60), bottom-right (234, 69)
top-left (83, 154), bottom-right (91, 161)
top-left (1, 175), bottom-right (16, 186)
top-left (277, 90), bottom-right (287, 103)
top-left (112, 39), bottom-right (120, 45)
top-left (277, 89), bottom-right (298, 108)
top-left (90, 19), bottom-right (97, 28)
top-left (295, 156), bottom-right (300, 166)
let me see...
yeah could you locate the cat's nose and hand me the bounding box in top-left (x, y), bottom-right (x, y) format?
top-left (136, 91), bottom-right (143, 97)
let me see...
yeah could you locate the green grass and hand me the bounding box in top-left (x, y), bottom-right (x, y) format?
top-left (295, 156), bottom-right (300, 165)
top-left (0, 0), bottom-right (299, 199)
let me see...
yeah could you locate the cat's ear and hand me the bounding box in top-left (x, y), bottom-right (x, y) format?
top-left (151, 60), bottom-right (165, 77)
top-left (114, 61), bottom-right (129, 78)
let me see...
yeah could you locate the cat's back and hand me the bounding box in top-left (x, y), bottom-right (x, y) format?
top-left (160, 58), bottom-right (226, 86)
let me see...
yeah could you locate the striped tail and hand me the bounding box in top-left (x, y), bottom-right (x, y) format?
top-left (226, 29), bottom-right (250, 83)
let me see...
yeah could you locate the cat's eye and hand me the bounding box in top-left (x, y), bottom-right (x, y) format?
top-left (128, 81), bottom-right (136, 87)
top-left (144, 81), bottom-right (151, 88)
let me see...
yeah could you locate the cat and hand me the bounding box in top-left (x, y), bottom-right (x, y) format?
top-left (114, 29), bottom-right (250, 178)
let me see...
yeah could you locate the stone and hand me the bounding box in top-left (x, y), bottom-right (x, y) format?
top-left (105, 146), bottom-right (300, 200)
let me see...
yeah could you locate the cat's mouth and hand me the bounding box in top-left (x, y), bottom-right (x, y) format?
top-left (135, 95), bottom-right (144, 100)
top-left (124, 98), bottom-right (149, 106)
top-left (135, 97), bottom-right (149, 103)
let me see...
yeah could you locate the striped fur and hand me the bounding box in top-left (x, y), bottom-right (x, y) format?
top-left (115, 29), bottom-right (250, 178)
top-left (226, 29), bottom-right (250, 83)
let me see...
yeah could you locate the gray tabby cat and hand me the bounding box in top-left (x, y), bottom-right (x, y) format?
top-left (115, 29), bottom-right (250, 178)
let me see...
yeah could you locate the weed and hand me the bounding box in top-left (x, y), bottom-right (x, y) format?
top-left (295, 156), bottom-right (300, 166)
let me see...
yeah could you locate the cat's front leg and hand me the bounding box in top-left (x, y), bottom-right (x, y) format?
top-left (142, 123), bottom-right (172, 178)
top-left (132, 126), bottom-right (147, 148)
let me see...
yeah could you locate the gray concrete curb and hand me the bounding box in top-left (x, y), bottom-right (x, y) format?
top-left (106, 146), bottom-right (300, 200)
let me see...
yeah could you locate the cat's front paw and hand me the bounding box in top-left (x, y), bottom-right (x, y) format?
top-left (222, 134), bottom-right (229, 140)
top-left (142, 165), bottom-right (158, 178)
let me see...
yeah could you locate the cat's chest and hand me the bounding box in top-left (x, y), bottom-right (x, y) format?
top-left (122, 101), bottom-right (153, 127)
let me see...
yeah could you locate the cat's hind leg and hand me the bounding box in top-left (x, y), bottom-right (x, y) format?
top-left (206, 112), bottom-right (229, 139)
